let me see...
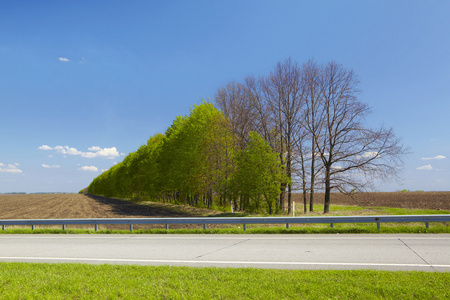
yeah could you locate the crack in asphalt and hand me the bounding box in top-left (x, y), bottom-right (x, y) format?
top-left (398, 238), bottom-right (437, 272)
top-left (193, 238), bottom-right (251, 260)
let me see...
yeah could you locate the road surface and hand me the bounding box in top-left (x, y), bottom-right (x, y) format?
top-left (1, 234), bottom-right (449, 272)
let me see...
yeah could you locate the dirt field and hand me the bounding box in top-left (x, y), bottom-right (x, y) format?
top-left (0, 194), bottom-right (223, 230)
top-left (291, 191), bottom-right (450, 210)
top-left (0, 194), bottom-right (217, 220)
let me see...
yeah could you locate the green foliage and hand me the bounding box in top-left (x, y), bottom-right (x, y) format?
top-left (230, 132), bottom-right (289, 214)
top-left (88, 101), bottom-right (289, 214)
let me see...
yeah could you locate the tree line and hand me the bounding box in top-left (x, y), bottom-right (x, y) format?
top-left (88, 102), bottom-right (288, 213)
top-left (89, 58), bottom-right (406, 214)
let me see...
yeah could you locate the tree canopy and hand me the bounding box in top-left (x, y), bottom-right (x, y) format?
top-left (88, 101), bottom-right (286, 213)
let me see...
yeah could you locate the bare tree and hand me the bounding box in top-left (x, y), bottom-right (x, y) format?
top-left (216, 59), bottom-right (407, 215)
top-left (261, 58), bottom-right (304, 213)
top-left (301, 60), bottom-right (325, 212)
top-left (292, 119), bottom-right (311, 213)
top-left (315, 61), bottom-right (406, 213)
top-left (215, 81), bottom-right (252, 150)
top-left (243, 76), bottom-right (274, 146)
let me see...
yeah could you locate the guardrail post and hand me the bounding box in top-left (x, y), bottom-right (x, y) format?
top-left (243, 224), bottom-right (246, 231)
top-left (130, 224), bottom-right (133, 232)
top-left (330, 223), bottom-right (333, 228)
top-left (32, 225), bottom-right (35, 231)
top-left (286, 223), bottom-right (289, 229)
top-left (95, 224), bottom-right (98, 232)
top-left (377, 222), bottom-right (380, 231)
top-left (2, 225), bottom-right (4, 231)
top-left (203, 224), bottom-right (207, 230)
top-left (425, 222), bottom-right (429, 229)
top-left (165, 224), bottom-right (169, 230)
top-left (62, 224), bottom-right (65, 231)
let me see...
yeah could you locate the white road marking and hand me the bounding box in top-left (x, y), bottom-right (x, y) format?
top-left (1, 235), bottom-right (449, 240)
top-left (1, 256), bottom-right (449, 268)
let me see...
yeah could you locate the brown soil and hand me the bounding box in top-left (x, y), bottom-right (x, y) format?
top-left (291, 191), bottom-right (450, 210)
top-left (0, 194), bottom-right (222, 230)
top-left (0, 194), bottom-right (221, 220)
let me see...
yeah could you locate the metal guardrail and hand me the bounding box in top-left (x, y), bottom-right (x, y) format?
top-left (1, 215), bottom-right (449, 231)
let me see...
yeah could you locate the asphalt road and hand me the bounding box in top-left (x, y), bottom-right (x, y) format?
top-left (1, 234), bottom-right (449, 272)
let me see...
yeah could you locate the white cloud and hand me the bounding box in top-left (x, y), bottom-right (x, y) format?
top-left (81, 146), bottom-right (119, 158)
top-left (42, 164), bottom-right (61, 169)
top-left (38, 145), bottom-right (120, 159)
top-left (38, 145), bottom-right (52, 150)
top-left (0, 163), bottom-right (23, 173)
top-left (417, 164), bottom-right (433, 170)
top-left (331, 165), bottom-right (343, 170)
top-left (421, 155), bottom-right (446, 160)
top-left (79, 166), bottom-right (98, 172)
top-left (361, 151), bottom-right (379, 159)
top-left (58, 57), bottom-right (69, 62)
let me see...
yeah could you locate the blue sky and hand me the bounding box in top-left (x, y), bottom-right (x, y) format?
top-left (1, 0), bottom-right (449, 193)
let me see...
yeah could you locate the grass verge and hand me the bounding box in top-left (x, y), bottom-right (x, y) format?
top-left (1, 223), bottom-right (449, 234)
top-left (0, 262), bottom-right (449, 299)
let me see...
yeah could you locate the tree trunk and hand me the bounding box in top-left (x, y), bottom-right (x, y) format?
top-left (303, 189), bottom-right (307, 213)
top-left (279, 190), bottom-right (285, 212)
top-left (324, 167), bottom-right (331, 213)
top-left (309, 139), bottom-right (315, 212)
top-left (286, 147), bottom-right (292, 214)
top-left (287, 184), bottom-right (292, 214)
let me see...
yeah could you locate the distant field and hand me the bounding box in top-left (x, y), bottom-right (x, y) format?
top-left (293, 191), bottom-right (450, 210)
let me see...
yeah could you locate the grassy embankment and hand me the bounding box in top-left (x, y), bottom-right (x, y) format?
top-left (1, 262), bottom-right (449, 299)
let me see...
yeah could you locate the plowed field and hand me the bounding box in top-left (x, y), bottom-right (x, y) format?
top-left (0, 194), bottom-right (216, 220)
top-left (291, 191), bottom-right (450, 210)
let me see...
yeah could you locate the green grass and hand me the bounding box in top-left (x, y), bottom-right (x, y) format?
top-left (0, 262), bottom-right (448, 299)
top-left (1, 223), bottom-right (449, 234)
top-left (371, 207), bottom-right (450, 215)
top-left (295, 204), bottom-right (450, 216)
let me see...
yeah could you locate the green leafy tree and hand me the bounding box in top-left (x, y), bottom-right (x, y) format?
top-left (231, 132), bottom-right (289, 214)
top-left (157, 101), bottom-right (235, 207)
top-left (89, 101), bottom-right (291, 214)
